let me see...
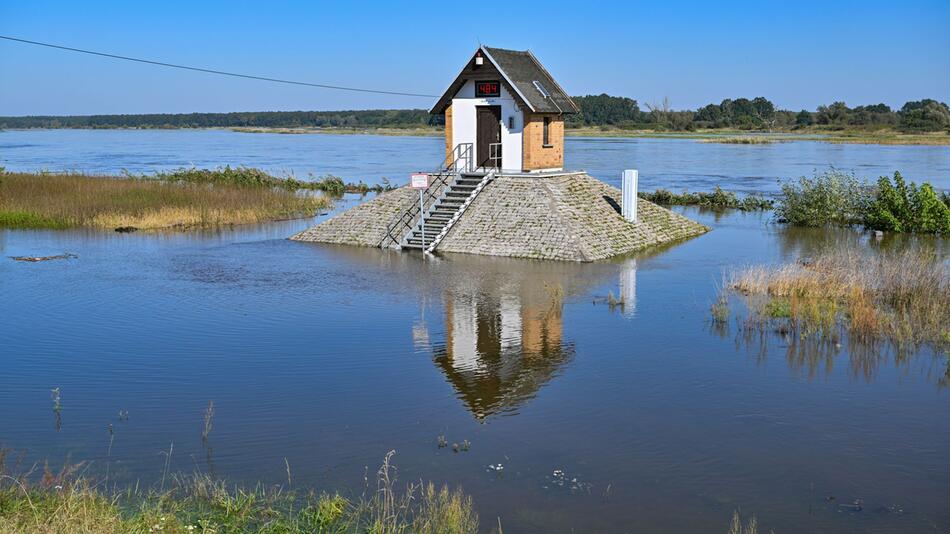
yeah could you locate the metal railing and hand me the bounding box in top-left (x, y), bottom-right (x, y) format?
top-left (488, 142), bottom-right (502, 169)
top-left (378, 143), bottom-right (473, 249)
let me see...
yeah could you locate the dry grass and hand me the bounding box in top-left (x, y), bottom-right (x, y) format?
top-left (0, 171), bottom-right (328, 230)
top-left (729, 246), bottom-right (950, 349)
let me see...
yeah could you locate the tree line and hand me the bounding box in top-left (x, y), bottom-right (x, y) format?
top-left (568, 95), bottom-right (950, 132)
top-left (0, 109), bottom-right (443, 130)
top-left (1, 95), bottom-right (947, 132)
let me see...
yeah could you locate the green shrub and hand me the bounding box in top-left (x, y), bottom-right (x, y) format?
top-left (864, 172), bottom-right (950, 234)
top-left (775, 170), bottom-right (869, 226)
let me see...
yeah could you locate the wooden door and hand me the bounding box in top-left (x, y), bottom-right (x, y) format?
top-left (476, 106), bottom-right (501, 169)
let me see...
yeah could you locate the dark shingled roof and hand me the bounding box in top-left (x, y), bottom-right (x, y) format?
top-left (430, 46), bottom-right (579, 115)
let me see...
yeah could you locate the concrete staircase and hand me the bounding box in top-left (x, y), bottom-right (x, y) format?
top-left (401, 172), bottom-right (492, 251)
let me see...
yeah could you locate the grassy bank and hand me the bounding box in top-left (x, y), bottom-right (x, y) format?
top-left (0, 170), bottom-right (330, 231)
top-left (723, 246), bottom-right (950, 351)
top-left (0, 452), bottom-right (478, 533)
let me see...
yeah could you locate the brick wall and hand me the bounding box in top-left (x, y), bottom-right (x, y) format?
top-left (522, 113), bottom-right (564, 170)
top-left (444, 104), bottom-right (453, 162)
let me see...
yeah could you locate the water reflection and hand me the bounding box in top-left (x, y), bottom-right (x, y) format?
top-left (429, 279), bottom-right (573, 420)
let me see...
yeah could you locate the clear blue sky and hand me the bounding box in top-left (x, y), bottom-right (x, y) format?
top-left (1, 0), bottom-right (948, 115)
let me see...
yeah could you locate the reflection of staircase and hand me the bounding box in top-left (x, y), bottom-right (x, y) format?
top-left (402, 172), bottom-right (493, 251)
top-left (379, 143), bottom-right (495, 253)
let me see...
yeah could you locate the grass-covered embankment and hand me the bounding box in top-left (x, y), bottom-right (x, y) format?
top-left (0, 168), bottom-right (340, 231)
top-left (0, 452), bottom-right (478, 534)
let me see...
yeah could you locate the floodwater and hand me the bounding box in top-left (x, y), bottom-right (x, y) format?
top-left (2, 128), bottom-right (949, 193)
top-left (1, 130), bottom-right (949, 533)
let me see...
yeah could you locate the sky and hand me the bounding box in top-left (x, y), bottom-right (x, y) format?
top-left (1, 0), bottom-right (949, 116)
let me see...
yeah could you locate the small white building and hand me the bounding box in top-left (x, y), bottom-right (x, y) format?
top-left (430, 46), bottom-right (579, 173)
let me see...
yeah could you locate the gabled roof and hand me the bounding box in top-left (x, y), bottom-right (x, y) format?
top-left (430, 46), bottom-right (579, 115)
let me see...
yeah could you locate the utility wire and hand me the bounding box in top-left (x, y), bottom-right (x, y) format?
top-left (0, 35), bottom-right (439, 98)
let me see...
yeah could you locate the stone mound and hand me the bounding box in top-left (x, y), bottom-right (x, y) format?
top-left (291, 173), bottom-right (708, 261)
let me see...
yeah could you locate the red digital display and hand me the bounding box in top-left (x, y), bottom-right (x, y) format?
top-left (475, 81), bottom-right (500, 98)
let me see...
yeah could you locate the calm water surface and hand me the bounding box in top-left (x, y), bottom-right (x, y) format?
top-left (2, 128), bottom-right (949, 193)
top-left (1, 130), bottom-right (949, 533)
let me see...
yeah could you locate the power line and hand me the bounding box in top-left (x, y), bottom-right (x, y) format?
top-left (0, 35), bottom-right (439, 98)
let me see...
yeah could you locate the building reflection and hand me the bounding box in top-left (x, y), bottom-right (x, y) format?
top-left (428, 281), bottom-right (574, 420)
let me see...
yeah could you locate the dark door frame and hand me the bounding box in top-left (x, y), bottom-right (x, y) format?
top-left (475, 105), bottom-right (502, 169)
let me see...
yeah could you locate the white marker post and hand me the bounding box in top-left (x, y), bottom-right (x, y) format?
top-left (622, 169), bottom-right (638, 223)
top-left (410, 173), bottom-right (430, 250)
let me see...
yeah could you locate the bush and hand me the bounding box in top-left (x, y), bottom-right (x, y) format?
top-left (775, 170), bottom-right (868, 227)
top-left (864, 172), bottom-right (950, 234)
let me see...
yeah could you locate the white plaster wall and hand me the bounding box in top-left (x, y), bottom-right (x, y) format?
top-left (451, 80), bottom-right (523, 172)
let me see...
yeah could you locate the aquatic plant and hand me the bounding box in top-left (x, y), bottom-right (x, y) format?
top-left (201, 401), bottom-right (214, 443)
top-left (711, 296), bottom-right (730, 324)
top-left (727, 510), bottom-right (758, 534)
top-left (728, 246), bottom-right (950, 350)
top-left (774, 170), bottom-right (868, 227)
top-left (864, 172), bottom-right (950, 234)
top-left (700, 136), bottom-right (778, 144)
top-left (640, 187), bottom-right (774, 211)
top-left (0, 171), bottom-right (327, 230)
top-left (155, 166), bottom-right (396, 195)
top-left (776, 170), bottom-right (950, 234)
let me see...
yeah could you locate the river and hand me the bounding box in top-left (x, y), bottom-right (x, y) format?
top-left (1, 129), bottom-right (948, 533)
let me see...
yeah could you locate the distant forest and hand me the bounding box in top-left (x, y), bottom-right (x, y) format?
top-left (2, 96), bottom-right (948, 132)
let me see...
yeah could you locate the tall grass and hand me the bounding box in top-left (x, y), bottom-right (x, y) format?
top-left (0, 451), bottom-right (478, 534)
top-left (728, 246), bottom-right (950, 350)
top-left (0, 171), bottom-right (328, 230)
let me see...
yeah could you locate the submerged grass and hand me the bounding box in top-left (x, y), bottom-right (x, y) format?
top-left (727, 246), bottom-right (950, 350)
top-left (0, 451), bottom-right (478, 534)
top-left (640, 187), bottom-right (774, 211)
top-left (0, 170), bottom-right (329, 231)
top-left (699, 136), bottom-right (779, 145)
top-left (156, 166), bottom-right (395, 196)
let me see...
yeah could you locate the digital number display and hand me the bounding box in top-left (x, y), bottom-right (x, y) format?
top-left (475, 81), bottom-right (500, 98)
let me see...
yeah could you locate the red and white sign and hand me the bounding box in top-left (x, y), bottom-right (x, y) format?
top-left (410, 173), bottom-right (429, 189)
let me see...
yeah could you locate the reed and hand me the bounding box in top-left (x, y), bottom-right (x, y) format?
top-left (0, 171), bottom-right (328, 230)
top-left (728, 246), bottom-right (950, 349)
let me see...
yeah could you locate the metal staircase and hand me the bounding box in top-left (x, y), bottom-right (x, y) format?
top-left (379, 143), bottom-right (496, 253)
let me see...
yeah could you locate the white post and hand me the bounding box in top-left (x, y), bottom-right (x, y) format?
top-left (419, 189), bottom-right (425, 250)
top-left (622, 169), bottom-right (638, 223)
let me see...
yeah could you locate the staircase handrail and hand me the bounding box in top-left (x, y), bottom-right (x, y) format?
top-left (378, 143), bottom-right (472, 249)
